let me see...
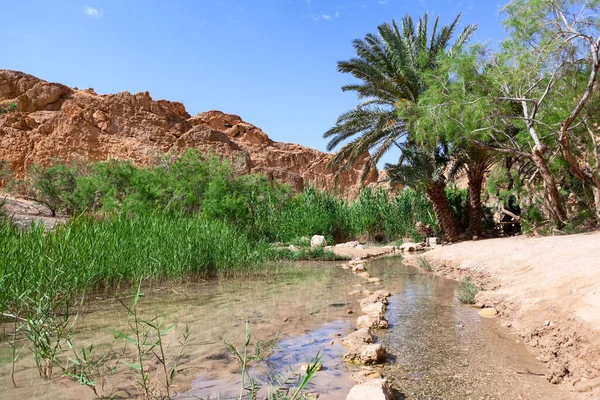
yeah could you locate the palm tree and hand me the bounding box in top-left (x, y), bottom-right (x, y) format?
top-left (385, 144), bottom-right (460, 241)
top-left (324, 13), bottom-right (476, 181)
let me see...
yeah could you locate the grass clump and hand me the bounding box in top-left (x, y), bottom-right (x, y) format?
top-left (417, 256), bottom-right (432, 271)
top-left (455, 277), bottom-right (480, 304)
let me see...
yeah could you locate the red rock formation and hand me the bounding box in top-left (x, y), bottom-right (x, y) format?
top-left (0, 70), bottom-right (377, 195)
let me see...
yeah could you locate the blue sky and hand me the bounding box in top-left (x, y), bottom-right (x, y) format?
top-left (3, 1), bottom-right (507, 165)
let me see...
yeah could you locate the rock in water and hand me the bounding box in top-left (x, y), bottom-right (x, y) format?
top-left (346, 379), bottom-right (394, 400)
top-left (342, 328), bottom-right (373, 348)
top-left (344, 344), bottom-right (387, 364)
top-left (357, 314), bottom-right (389, 329)
top-left (310, 235), bottom-right (327, 248)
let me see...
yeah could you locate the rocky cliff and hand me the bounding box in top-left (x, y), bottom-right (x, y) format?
top-left (0, 70), bottom-right (377, 194)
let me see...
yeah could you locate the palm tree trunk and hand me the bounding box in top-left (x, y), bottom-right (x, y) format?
top-left (531, 147), bottom-right (566, 226)
top-left (426, 182), bottom-right (458, 242)
top-left (466, 169), bottom-right (484, 237)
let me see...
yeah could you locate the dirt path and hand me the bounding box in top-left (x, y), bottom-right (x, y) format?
top-left (421, 232), bottom-right (600, 397)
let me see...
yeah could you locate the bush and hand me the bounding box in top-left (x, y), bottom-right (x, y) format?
top-left (455, 277), bottom-right (480, 304)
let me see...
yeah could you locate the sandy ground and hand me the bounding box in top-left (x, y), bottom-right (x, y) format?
top-left (420, 232), bottom-right (600, 397)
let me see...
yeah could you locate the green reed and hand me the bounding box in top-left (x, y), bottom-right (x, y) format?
top-left (0, 212), bottom-right (271, 313)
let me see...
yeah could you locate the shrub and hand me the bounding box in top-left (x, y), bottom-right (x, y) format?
top-left (455, 277), bottom-right (480, 304)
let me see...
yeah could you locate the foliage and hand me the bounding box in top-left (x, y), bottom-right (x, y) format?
top-left (113, 280), bottom-right (190, 399)
top-left (0, 213), bottom-right (271, 313)
top-left (324, 13), bottom-right (476, 180)
top-left (223, 321), bottom-right (321, 400)
top-left (0, 102), bottom-right (17, 114)
top-left (417, 256), bottom-right (432, 271)
top-left (455, 277), bottom-right (480, 304)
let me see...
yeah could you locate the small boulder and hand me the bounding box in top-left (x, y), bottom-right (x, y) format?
top-left (348, 258), bottom-right (364, 266)
top-left (352, 264), bottom-right (367, 272)
top-left (478, 308), bottom-right (498, 317)
top-left (310, 235), bottom-right (327, 248)
top-left (346, 378), bottom-right (393, 400)
top-left (399, 242), bottom-right (424, 252)
top-left (357, 272), bottom-right (370, 278)
top-left (344, 344), bottom-right (387, 365)
top-left (373, 290), bottom-right (391, 298)
top-left (357, 314), bottom-right (389, 329)
top-left (348, 290), bottom-right (362, 296)
top-left (359, 294), bottom-right (389, 309)
top-left (367, 277), bottom-right (381, 283)
top-left (342, 328), bottom-right (373, 348)
top-left (361, 301), bottom-right (386, 315)
top-left (288, 245), bottom-right (299, 252)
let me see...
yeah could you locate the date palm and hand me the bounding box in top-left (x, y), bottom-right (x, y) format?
top-left (385, 144), bottom-right (460, 241)
top-left (324, 13), bottom-right (476, 180)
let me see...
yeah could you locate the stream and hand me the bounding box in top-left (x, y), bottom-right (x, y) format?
top-left (0, 256), bottom-right (573, 399)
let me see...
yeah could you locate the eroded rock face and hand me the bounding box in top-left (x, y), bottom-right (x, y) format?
top-left (0, 70), bottom-right (378, 196)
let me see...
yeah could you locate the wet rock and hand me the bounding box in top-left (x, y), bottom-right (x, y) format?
top-left (348, 258), bottom-right (364, 266)
top-left (357, 314), bottom-right (389, 329)
top-left (359, 293), bottom-right (389, 309)
top-left (373, 290), bottom-right (391, 298)
top-left (399, 242), bottom-right (424, 252)
top-left (346, 378), bottom-right (393, 400)
top-left (361, 301), bottom-right (386, 315)
top-left (350, 369), bottom-right (383, 384)
top-left (344, 344), bottom-right (387, 365)
top-left (342, 328), bottom-right (373, 348)
top-left (352, 264), bottom-right (367, 272)
top-left (310, 235), bottom-right (327, 248)
top-left (478, 308), bottom-right (498, 317)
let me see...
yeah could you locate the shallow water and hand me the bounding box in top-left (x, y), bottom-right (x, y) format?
top-left (0, 256), bottom-right (573, 399)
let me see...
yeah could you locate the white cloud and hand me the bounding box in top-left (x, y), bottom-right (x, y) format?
top-left (84, 6), bottom-right (103, 17)
top-left (334, 11), bottom-right (340, 18)
top-left (321, 13), bottom-right (332, 20)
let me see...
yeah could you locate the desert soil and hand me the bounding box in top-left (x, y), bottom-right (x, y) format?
top-left (418, 232), bottom-right (600, 398)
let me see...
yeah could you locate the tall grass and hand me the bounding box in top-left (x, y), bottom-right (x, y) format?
top-left (1, 151), bottom-right (443, 310)
top-left (0, 213), bottom-right (270, 312)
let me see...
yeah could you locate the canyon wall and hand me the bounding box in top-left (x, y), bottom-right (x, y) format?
top-left (0, 70), bottom-right (377, 194)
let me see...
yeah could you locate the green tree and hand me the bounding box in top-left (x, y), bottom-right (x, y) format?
top-left (478, 0), bottom-right (600, 224)
top-left (324, 13), bottom-right (476, 180)
top-left (407, 49), bottom-right (499, 236)
top-left (385, 144), bottom-right (460, 241)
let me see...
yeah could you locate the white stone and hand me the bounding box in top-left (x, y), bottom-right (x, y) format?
top-left (399, 242), bottom-right (424, 252)
top-left (346, 379), bottom-right (394, 400)
top-left (310, 235), bottom-right (327, 248)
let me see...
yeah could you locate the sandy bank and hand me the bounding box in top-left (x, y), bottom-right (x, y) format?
top-left (422, 232), bottom-right (600, 397)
